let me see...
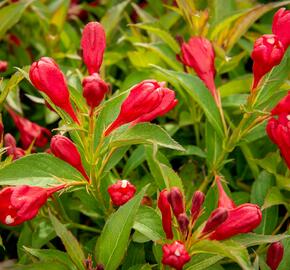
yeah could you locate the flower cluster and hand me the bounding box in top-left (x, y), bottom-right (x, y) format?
top-left (158, 177), bottom-right (262, 269)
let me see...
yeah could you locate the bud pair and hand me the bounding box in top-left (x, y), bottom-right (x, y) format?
top-left (0, 185), bottom-right (65, 226)
top-left (104, 80), bottom-right (177, 136)
top-left (4, 133), bottom-right (25, 160)
top-left (107, 180), bottom-right (136, 206)
top-left (50, 135), bottom-right (89, 181)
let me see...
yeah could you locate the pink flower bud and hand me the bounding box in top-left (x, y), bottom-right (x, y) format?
top-left (81, 22), bottom-right (106, 74)
top-left (0, 60), bottom-right (8, 72)
top-left (0, 185), bottom-right (65, 226)
top-left (50, 135), bottom-right (89, 181)
top-left (107, 180), bottom-right (136, 206)
top-left (0, 121), bottom-right (3, 139)
top-left (266, 114), bottom-right (290, 169)
top-left (158, 190), bottom-right (173, 239)
top-left (104, 80), bottom-right (177, 136)
top-left (167, 187), bottom-right (185, 218)
top-left (7, 108), bottom-right (51, 149)
top-left (29, 57), bottom-right (79, 124)
top-left (216, 176), bottom-right (236, 209)
top-left (177, 213), bottom-right (189, 235)
top-left (266, 242), bottom-right (284, 270)
top-left (209, 203), bottom-right (262, 240)
top-left (251, 34), bottom-right (284, 90)
top-left (190, 190), bottom-right (205, 223)
top-left (180, 37), bottom-right (219, 105)
top-left (202, 208), bottom-right (228, 235)
top-left (82, 73), bottom-right (108, 109)
top-left (272, 8), bottom-right (290, 49)
top-left (4, 133), bottom-right (25, 160)
top-left (162, 241), bottom-right (191, 270)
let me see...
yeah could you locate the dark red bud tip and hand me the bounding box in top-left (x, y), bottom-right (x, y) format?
top-left (202, 208), bottom-right (228, 235)
top-left (190, 190), bottom-right (205, 222)
top-left (167, 187), bottom-right (185, 218)
top-left (107, 180), bottom-right (136, 206)
top-left (0, 121), bottom-right (4, 139)
top-left (158, 189), bottom-right (173, 239)
top-left (177, 213), bottom-right (189, 236)
top-left (266, 242), bottom-right (284, 270)
top-left (162, 241), bottom-right (191, 270)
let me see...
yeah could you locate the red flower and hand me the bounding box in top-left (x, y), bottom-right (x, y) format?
top-left (50, 135), bottom-right (89, 181)
top-left (216, 176), bottom-right (236, 209)
top-left (107, 180), bottom-right (136, 206)
top-left (0, 185), bottom-right (65, 226)
top-left (167, 187), bottom-right (185, 218)
top-left (0, 60), bottom-right (8, 72)
top-left (209, 203), bottom-right (262, 240)
top-left (272, 8), bottom-right (290, 49)
top-left (81, 22), bottom-right (106, 75)
top-left (4, 133), bottom-right (25, 160)
top-left (162, 241), bottom-right (190, 270)
top-left (251, 34), bottom-right (284, 90)
top-left (190, 190), bottom-right (205, 223)
top-left (201, 208), bottom-right (228, 235)
top-left (266, 242), bottom-right (284, 270)
top-left (104, 80), bottom-right (177, 136)
top-left (8, 108), bottom-right (51, 149)
top-left (180, 37), bottom-right (219, 104)
top-left (266, 113), bottom-right (290, 168)
top-left (0, 121), bottom-right (3, 140)
top-left (29, 57), bottom-right (79, 124)
top-left (82, 73), bottom-right (108, 110)
top-left (271, 91), bottom-right (290, 116)
top-left (158, 189), bottom-right (173, 239)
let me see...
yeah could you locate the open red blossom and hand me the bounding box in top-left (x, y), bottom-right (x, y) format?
top-left (107, 180), bottom-right (136, 206)
top-left (180, 37), bottom-right (219, 105)
top-left (251, 34), bottom-right (284, 90)
top-left (0, 60), bottom-right (8, 72)
top-left (272, 8), bottom-right (290, 49)
top-left (104, 80), bottom-right (177, 136)
top-left (29, 57), bottom-right (79, 124)
top-left (158, 189), bottom-right (173, 239)
top-left (4, 133), bottom-right (25, 160)
top-left (81, 22), bottom-right (106, 75)
top-left (209, 203), bottom-right (262, 240)
top-left (0, 185), bottom-right (65, 226)
top-left (50, 135), bottom-right (89, 181)
top-left (8, 108), bottom-right (51, 149)
top-left (162, 241), bottom-right (190, 270)
top-left (266, 242), bottom-right (284, 270)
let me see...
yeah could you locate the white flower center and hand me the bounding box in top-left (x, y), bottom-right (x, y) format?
top-left (121, 180), bottom-right (128, 188)
top-left (174, 248), bottom-right (181, 257)
top-left (287, 115), bottom-right (290, 121)
top-left (267, 38), bottom-right (275, 44)
top-left (5, 215), bottom-right (15, 225)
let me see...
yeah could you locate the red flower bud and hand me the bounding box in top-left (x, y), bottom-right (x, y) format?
top-left (251, 34), bottom-right (284, 90)
top-left (266, 114), bottom-right (290, 169)
top-left (209, 203), bottom-right (262, 240)
top-left (8, 34), bottom-right (21, 46)
top-left (82, 73), bottom-right (108, 109)
top-left (81, 22), bottom-right (106, 75)
top-left (180, 37), bottom-right (219, 105)
top-left (50, 135), bottom-right (89, 181)
top-left (0, 121), bottom-right (3, 140)
top-left (29, 57), bottom-right (79, 124)
top-left (107, 180), bottom-right (136, 206)
top-left (177, 213), bottom-right (189, 235)
top-left (0, 185), bottom-right (65, 226)
top-left (162, 241), bottom-right (191, 270)
top-left (272, 8), bottom-right (290, 49)
top-left (104, 80), bottom-right (177, 136)
top-left (0, 60), bottom-right (8, 72)
top-left (190, 190), bottom-right (205, 223)
top-left (270, 91), bottom-right (290, 116)
top-left (167, 187), bottom-right (185, 218)
top-left (266, 242), bottom-right (284, 270)
top-left (202, 208), bottom-right (228, 235)
top-left (8, 108), bottom-right (51, 149)
top-left (158, 189), bottom-right (173, 239)
top-left (216, 176), bottom-right (236, 209)
top-left (4, 133), bottom-right (25, 160)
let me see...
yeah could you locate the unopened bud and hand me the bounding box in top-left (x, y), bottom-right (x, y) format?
top-left (190, 191), bottom-right (205, 223)
top-left (201, 208), bottom-right (228, 235)
top-left (167, 187), bottom-right (185, 218)
top-left (177, 213), bottom-right (189, 236)
top-left (266, 242), bottom-right (284, 270)
top-left (158, 190), bottom-right (173, 239)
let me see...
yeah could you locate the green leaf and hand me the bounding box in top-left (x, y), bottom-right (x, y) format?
top-left (168, 145), bottom-right (206, 158)
top-left (185, 254), bottom-right (223, 270)
top-left (123, 145), bottom-right (146, 177)
top-left (14, 262), bottom-right (69, 270)
top-left (154, 66), bottom-right (224, 137)
top-left (262, 187), bottom-right (289, 211)
top-left (111, 123), bottom-right (184, 151)
top-left (95, 185), bottom-right (148, 270)
top-left (50, 214), bottom-right (85, 270)
top-left (0, 154), bottom-right (84, 187)
top-left (133, 206), bottom-right (164, 241)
